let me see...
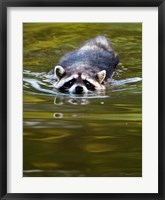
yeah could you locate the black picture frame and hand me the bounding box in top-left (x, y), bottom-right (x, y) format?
top-left (0, 0), bottom-right (164, 199)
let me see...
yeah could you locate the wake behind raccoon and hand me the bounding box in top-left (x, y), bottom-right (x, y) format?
top-left (53, 36), bottom-right (119, 94)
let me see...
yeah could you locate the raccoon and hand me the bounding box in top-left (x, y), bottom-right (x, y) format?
top-left (53, 36), bottom-right (119, 94)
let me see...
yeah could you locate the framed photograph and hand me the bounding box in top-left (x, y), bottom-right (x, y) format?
top-left (0, 0), bottom-right (164, 199)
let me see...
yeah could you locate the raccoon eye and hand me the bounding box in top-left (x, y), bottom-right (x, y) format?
top-left (83, 80), bottom-right (95, 91)
top-left (63, 78), bottom-right (76, 88)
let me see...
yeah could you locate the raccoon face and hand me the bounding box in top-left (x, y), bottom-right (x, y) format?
top-left (53, 66), bottom-right (106, 94)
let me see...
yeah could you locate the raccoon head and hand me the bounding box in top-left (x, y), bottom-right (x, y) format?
top-left (53, 65), bottom-right (106, 94)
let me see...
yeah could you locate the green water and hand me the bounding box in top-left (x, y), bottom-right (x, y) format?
top-left (23, 23), bottom-right (142, 177)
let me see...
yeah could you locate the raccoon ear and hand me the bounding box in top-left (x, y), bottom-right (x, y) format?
top-left (96, 70), bottom-right (106, 84)
top-left (54, 65), bottom-right (65, 80)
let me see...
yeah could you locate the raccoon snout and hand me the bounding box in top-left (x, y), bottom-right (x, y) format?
top-left (75, 86), bottom-right (83, 94)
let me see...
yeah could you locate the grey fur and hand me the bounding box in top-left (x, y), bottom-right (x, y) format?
top-left (53, 36), bottom-right (119, 93)
top-left (58, 36), bottom-right (118, 78)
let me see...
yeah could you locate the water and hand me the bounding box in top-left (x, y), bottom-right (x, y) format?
top-left (23, 23), bottom-right (142, 177)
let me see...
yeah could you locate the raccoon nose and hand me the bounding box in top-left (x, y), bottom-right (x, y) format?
top-left (75, 86), bottom-right (83, 94)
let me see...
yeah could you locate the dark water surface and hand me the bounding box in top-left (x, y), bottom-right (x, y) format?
top-left (23, 23), bottom-right (142, 177)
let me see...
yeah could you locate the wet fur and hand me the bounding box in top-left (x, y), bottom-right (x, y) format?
top-left (53, 36), bottom-right (119, 93)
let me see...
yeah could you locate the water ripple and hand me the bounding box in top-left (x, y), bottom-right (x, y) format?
top-left (23, 70), bottom-right (142, 98)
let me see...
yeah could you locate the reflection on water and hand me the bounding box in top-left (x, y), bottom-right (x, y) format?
top-left (23, 23), bottom-right (142, 177)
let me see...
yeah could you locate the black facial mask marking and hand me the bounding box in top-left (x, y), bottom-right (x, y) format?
top-left (83, 80), bottom-right (95, 91)
top-left (59, 78), bottom-right (95, 93)
top-left (59, 78), bottom-right (76, 92)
